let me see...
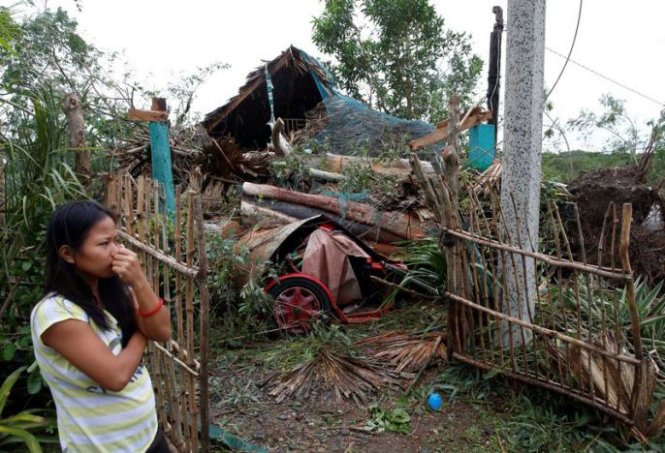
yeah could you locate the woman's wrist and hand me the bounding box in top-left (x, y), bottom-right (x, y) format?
top-left (138, 298), bottom-right (163, 318)
top-left (128, 274), bottom-right (150, 291)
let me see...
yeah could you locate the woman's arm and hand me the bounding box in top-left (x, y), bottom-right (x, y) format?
top-left (112, 246), bottom-right (172, 342)
top-left (41, 320), bottom-right (147, 392)
top-left (130, 278), bottom-right (172, 342)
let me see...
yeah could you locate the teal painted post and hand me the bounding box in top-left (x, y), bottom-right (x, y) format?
top-left (468, 124), bottom-right (496, 172)
top-left (148, 120), bottom-right (175, 215)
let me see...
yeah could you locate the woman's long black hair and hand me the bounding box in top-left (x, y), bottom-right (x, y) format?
top-left (44, 200), bottom-right (137, 347)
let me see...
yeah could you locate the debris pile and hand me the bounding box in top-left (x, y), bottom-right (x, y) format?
top-left (566, 139), bottom-right (665, 284)
top-left (266, 349), bottom-right (413, 404)
top-left (354, 331), bottom-right (447, 373)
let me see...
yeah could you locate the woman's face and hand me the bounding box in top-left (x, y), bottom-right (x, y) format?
top-left (70, 215), bottom-right (120, 282)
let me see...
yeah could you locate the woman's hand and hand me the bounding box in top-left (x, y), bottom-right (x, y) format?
top-left (111, 245), bottom-right (148, 288)
top-left (113, 245), bottom-right (172, 342)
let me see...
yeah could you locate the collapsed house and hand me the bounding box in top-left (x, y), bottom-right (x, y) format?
top-left (200, 45), bottom-right (435, 155)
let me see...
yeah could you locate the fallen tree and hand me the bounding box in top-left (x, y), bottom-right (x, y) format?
top-left (242, 182), bottom-right (428, 241)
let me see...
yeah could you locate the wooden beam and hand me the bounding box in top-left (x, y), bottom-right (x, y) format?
top-left (410, 109), bottom-right (492, 151)
top-left (299, 153), bottom-right (435, 178)
top-left (128, 108), bottom-right (169, 122)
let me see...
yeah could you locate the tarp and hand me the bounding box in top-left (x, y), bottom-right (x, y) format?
top-left (302, 228), bottom-right (369, 306)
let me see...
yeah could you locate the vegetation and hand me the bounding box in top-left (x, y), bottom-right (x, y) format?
top-left (567, 94), bottom-right (665, 158)
top-left (3, 2), bottom-right (665, 451)
top-left (0, 7), bottom-right (94, 410)
top-left (0, 367), bottom-right (56, 452)
top-left (541, 148), bottom-right (665, 184)
top-left (0, 4), bottom-right (224, 444)
top-left (312, 0), bottom-right (483, 122)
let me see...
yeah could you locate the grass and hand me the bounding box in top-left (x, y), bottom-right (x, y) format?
top-left (541, 149), bottom-right (665, 185)
top-left (431, 361), bottom-right (665, 452)
top-left (208, 296), bottom-right (665, 451)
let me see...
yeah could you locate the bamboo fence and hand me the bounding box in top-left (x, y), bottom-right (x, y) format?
top-left (409, 95), bottom-right (656, 438)
top-left (105, 173), bottom-right (210, 452)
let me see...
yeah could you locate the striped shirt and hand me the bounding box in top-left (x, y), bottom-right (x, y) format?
top-left (31, 294), bottom-right (157, 452)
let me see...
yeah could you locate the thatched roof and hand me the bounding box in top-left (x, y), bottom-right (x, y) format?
top-left (202, 46), bottom-right (335, 150)
top-left (201, 45), bottom-right (435, 156)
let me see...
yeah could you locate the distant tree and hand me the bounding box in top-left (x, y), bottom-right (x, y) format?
top-left (566, 94), bottom-right (665, 159)
top-left (312, 0), bottom-right (483, 122)
top-left (0, 7), bottom-right (19, 52)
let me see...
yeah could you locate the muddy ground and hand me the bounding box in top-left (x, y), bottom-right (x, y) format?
top-left (206, 300), bottom-right (588, 453)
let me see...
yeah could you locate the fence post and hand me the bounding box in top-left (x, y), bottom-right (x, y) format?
top-left (128, 98), bottom-right (176, 215)
top-left (193, 169), bottom-right (210, 451)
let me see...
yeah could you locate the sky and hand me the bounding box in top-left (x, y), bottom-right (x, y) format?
top-left (25, 1), bottom-right (665, 150)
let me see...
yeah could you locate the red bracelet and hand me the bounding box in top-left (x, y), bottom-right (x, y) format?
top-left (138, 298), bottom-right (164, 318)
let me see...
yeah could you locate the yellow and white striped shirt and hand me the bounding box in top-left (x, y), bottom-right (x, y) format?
top-left (31, 294), bottom-right (157, 452)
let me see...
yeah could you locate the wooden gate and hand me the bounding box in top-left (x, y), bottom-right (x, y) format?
top-left (443, 191), bottom-right (657, 437)
top-left (105, 174), bottom-right (210, 451)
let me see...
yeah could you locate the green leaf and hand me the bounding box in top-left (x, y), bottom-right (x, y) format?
top-left (26, 370), bottom-right (42, 395)
top-left (387, 408), bottom-right (410, 424)
top-left (0, 367), bottom-right (26, 417)
top-left (0, 425), bottom-right (42, 453)
top-left (2, 343), bottom-right (16, 362)
top-left (1, 412), bottom-right (47, 428)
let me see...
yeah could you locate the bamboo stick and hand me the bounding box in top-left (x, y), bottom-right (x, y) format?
top-left (442, 228), bottom-right (630, 281)
top-left (445, 292), bottom-right (641, 365)
top-left (175, 188), bottom-right (185, 349)
top-left (185, 190), bottom-right (198, 453)
top-left (452, 352), bottom-right (636, 426)
top-left (118, 231), bottom-right (198, 277)
top-left (152, 342), bottom-right (200, 377)
top-left (193, 176), bottom-right (210, 452)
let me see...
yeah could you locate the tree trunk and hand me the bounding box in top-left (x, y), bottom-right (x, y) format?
top-left (62, 93), bottom-right (90, 179)
top-left (242, 182), bottom-right (426, 240)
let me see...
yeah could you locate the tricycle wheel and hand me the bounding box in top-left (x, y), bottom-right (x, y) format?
top-left (267, 275), bottom-right (332, 333)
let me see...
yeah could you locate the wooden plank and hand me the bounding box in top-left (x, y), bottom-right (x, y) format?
top-left (410, 110), bottom-right (492, 151)
top-left (128, 108), bottom-right (168, 122)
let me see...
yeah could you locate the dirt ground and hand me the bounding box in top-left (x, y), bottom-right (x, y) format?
top-left (207, 302), bottom-right (505, 453)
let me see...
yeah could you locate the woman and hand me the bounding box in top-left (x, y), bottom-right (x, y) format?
top-left (30, 200), bottom-right (172, 452)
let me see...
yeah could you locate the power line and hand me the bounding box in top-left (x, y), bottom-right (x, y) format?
top-left (545, 46), bottom-right (665, 108)
top-left (545, 0), bottom-right (583, 102)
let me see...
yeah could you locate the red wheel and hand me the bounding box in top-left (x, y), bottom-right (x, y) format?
top-left (267, 275), bottom-right (332, 333)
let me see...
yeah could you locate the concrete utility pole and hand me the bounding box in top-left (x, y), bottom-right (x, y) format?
top-left (500, 0), bottom-right (546, 346)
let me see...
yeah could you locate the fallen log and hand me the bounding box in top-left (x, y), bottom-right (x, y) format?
top-left (299, 153), bottom-right (436, 178)
top-left (242, 183), bottom-right (428, 241)
top-left (240, 199), bottom-right (297, 224)
top-left (271, 161), bottom-right (346, 182)
top-left (309, 167), bottom-right (345, 182)
top-left (241, 198), bottom-right (405, 243)
top-left (410, 107), bottom-right (492, 151)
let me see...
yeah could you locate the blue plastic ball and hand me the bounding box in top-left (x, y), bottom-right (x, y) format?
top-left (427, 392), bottom-right (443, 411)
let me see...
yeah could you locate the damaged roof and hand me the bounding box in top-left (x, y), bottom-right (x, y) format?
top-left (201, 45), bottom-right (435, 155)
top-left (202, 46), bottom-right (335, 149)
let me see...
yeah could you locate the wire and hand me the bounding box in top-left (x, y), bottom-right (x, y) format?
top-left (545, 47), bottom-right (665, 108)
top-left (545, 0), bottom-right (583, 102)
